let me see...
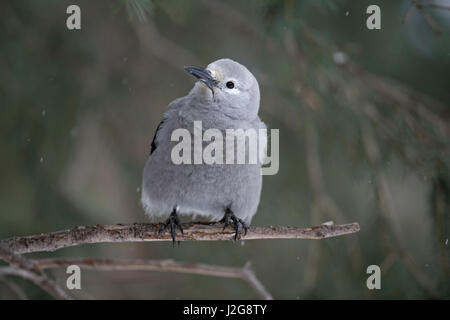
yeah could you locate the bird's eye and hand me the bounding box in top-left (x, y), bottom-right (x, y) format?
top-left (226, 81), bottom-right (235, 89)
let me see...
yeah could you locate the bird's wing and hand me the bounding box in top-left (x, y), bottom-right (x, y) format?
top-left (149, 118), bottom-right (166, 155)
top-left (149, 97), bottom-right (186, 155)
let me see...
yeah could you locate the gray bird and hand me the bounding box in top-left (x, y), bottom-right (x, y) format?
top-left (141, 58), bottom-right (266, 244)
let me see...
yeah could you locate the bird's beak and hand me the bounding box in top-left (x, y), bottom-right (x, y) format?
top-left (184, 65), bottom-right (218, 92)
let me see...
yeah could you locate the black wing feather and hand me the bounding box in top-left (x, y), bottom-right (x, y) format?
top-left (150, 118), bottom-right (166, 155)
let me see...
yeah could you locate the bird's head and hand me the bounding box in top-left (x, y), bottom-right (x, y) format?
top-left (184, 58), bottom-right (260, 120)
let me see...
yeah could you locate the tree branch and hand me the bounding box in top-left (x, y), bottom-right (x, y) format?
top-left (361, 125), bottom-right (441, 299)
top-left (422, 2), bottom-right (450, 11)
top-left (0, 221), bottom-right (360, 255)
top-left (32, 258), bottom-right (273, 300)
top-left (411, 0), bottom-right (442, 34)
top-left (0, 244), bottom-right (71, 300)
top-left (0, 273), bottom-right (28, 299)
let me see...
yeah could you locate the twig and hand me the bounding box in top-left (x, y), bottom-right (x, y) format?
top-left (411, 0), bottom-right (442, 34)
top-left (32, 258), bottom-right (273, 300)
top-left (402, 2), bottom-right (416, 25)
top-left (422, 1), bottom-right (450, 10)
top-left (0, 275), bottom-right (28, 299)
top-left (0, 222), bottom-right (360, 255)
top-left (347, 63), bottom-right (450, 142)
top-left (136, 20), bottom-right (200, 70)
top-left (0, 245), bottom-right (71, 300)
top-left (362, 126), bottom-right (441, 299)
top-left (282, 31), bottom-right (365, 296)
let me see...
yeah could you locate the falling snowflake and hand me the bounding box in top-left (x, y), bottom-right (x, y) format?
top-left (70, 127), bottom-right (79, 137)
top-left (333, 51), bottom-right (347, 65)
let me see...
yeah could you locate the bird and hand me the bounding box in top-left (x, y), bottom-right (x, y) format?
top-left (141, 58), bottom-right (266, 245)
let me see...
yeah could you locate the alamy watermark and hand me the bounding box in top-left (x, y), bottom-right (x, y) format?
top-left (66, 5), bottom-right (81, 30)
top-left (170, 121), bottom-right (279, 175)
top-left (366, 265), bottom-right (381, 290)
top-left (66, 265), bottom-right (81, 290)
top-left (366, 5), bottom-right (381, 30)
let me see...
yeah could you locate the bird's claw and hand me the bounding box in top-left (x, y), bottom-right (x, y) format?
top-left (221, 209), bottom-right (248, 240)
top-left (158, 208), bottom-right (183, 247)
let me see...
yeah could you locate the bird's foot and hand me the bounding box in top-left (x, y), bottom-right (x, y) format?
top-left (158, 207), bottom-right (183, 247)
top-left (221, 208), bottom-right (248, 240)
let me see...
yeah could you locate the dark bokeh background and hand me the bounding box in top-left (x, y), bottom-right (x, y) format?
top-left (0, 0), bottom-right (449, 299)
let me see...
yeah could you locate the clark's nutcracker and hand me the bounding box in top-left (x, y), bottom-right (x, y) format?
top-left (141, 58), bottom-right (266, 244)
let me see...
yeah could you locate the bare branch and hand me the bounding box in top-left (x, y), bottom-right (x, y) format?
top-left (361, 125), bottom-right (441, 299)
top-left (402, 2), bottom-right (416, 25)
top-left (32, 258), bottom-right (273, 300)
top-left (0, 222), bottom-right (360, 255)
top-left (0, 274), bottom-right (28, 299)
top-left (0, 245), bottom-right (71, 300)
top-left (0, 222), bottom-right (358, 299)
top-left (422, 1), bottom-right (450, 10)
top-left (411, 0), bottom-right (442, 34)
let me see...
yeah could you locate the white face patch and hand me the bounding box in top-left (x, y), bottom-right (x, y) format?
top-left (206, 66), bottom-right (243, 96)
top-left (225, 87), bottom-right (240, 95)
top-left (223, 78), bottom-right (240, 95)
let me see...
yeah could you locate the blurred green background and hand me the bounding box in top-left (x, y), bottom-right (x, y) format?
top-left (0, 0), bottom-right (449, 299)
